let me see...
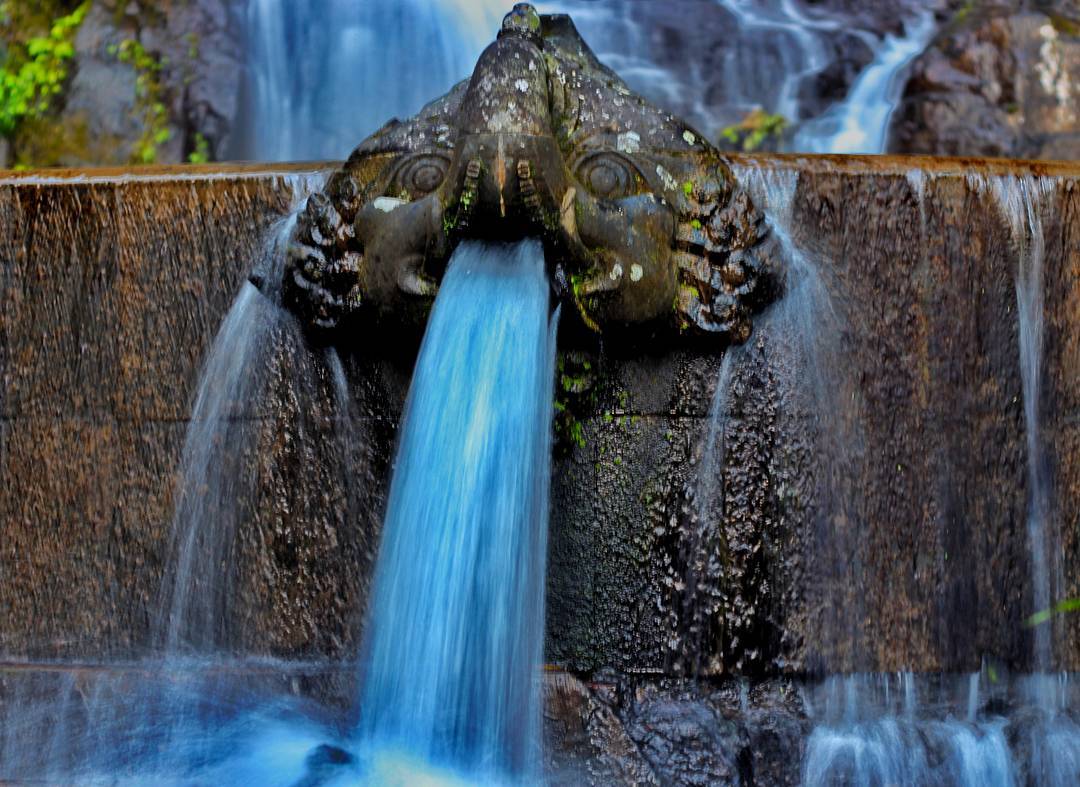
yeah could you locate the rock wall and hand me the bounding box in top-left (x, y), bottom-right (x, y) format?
top-left (12, 0), bottom-right (244, 167)
top-left (1, 156), bottom-right (1078, 677)
top-left (890, 5), bottom-right (1080, 159)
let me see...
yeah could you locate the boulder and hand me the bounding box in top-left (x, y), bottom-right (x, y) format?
top-left (59, 0), bottom-right (242, 165)
top-left (890, 7), bottom-right (1080, 159)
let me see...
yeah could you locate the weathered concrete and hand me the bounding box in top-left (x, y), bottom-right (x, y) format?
top-left (1, 156), bottom-right (1078, 678)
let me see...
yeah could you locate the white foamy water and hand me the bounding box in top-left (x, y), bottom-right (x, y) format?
top-left (794, 11), bottom-right (936, 153)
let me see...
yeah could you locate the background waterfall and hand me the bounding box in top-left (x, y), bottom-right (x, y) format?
top-left (237, 0), bottom-right (506, 160)
top-left (238, 0), bottom-right (937, 160)
top-left (793, 11), bottom-right (935, 153)
top-left (357, 239), bottom-right (558, 781)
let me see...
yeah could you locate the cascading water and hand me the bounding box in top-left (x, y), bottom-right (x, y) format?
top-left (970, 173), bottom-right (1080, 786)
top-left (239, 0), bottom-right (935, 160)
top-left (355, 239), bottom-right (557, 782)
top-left (0, 176), bottom-right (362, 784)
top-left (1, 221), bottom-right (558, 783)
top-left (801, 673), bottom-right (1016, 786)
top-left (725, 164), bottom-right (861, 660)
top-left (711, 167), bottom-right (1079, 785)
top-left (161, 227), bottom-right (290, 652)
top-left (792, 11), bottom-right (936, 153)
top-left (237, 0), bottom-right (505, 160)
top-left (979, 175), bottom-right (1058, 673)
top-left (684, 164), bottom-right (852, 675)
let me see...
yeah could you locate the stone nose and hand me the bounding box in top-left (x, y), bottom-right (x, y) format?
top-left (447, 134), bottom-right (567, 242)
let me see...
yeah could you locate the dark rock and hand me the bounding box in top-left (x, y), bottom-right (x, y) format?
top-left (63, 3), bottom-right (146, 165)
top-left (625, 688), bottom-right (750, 785)
top-left (544, 672), bottom-right (659, 786)
top-left (890, 8), bottom-right (1080, 159)
top-left (59, 0), bottom-right (242, 165)
top-left (291, 744), bottom-right (357, 787)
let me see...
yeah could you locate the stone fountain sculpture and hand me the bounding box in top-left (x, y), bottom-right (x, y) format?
top-left (276, 3), bottom-right (781, 343)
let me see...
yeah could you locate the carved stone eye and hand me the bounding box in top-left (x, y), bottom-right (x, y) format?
top-left (390, 153), bottom-right (451, 199)
top-left (576, 152), bottom-right (640, 200)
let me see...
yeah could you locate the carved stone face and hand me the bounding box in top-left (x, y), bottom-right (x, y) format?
top-left (281, 3), bottom-right (779, 343)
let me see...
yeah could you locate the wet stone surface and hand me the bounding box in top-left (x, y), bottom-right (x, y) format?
top-left (1, 157), bottom-right (1079, 678)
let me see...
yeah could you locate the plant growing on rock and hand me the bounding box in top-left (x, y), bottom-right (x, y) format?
top-left (0, 1), bottom-right (89, 142)
top-left (719, 108), bottom-right (788, 152)
top-left (108, 37), bottom-right (170, 164)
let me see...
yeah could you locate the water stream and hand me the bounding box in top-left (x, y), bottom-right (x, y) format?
top-left (356, 239), bottom-right (558, 782)
top-left (725, 163), bottom-right (860, 661)
top-left (237, 0), bottom-right (506, 160)
top-left (1, 226), bottom-right (558, 784)
top-left (987, 175), bottom-right (1058, 674)
top-left (707, 167), bottom-right (1078, 784)
top-left (239, 0), bottom-right (936, 160)
top-left (160, 178), bottom-right (324, 653)
top-left (792, 11), bottom-right (936, 153)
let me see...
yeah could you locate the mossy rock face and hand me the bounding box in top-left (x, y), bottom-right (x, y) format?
top-left (277, 4), bottom-right (782, 348)
top-left (2, 0), bottom-right (241, 169)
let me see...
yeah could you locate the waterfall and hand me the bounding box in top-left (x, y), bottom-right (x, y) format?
top-left (238, 0), bottom-right (934, 160)
top-left (536, 1), bottom-right (932, 152)
top-left (159, 177), bottom-right (323, 653)
top-left (793, 11), bottom-right (936, 153)
top-left (802, 674), bottom-right (1016, 786)
top-left (356, 239), bottom-right (558, 781)
top-left (237, 0), bottom-right (505, 160)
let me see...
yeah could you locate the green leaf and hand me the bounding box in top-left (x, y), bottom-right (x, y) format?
top-left (1025, 597), bottom-right (1080, 627)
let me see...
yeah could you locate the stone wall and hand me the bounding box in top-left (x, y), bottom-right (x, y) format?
top-left (1, 156), bottom-right (1078, 676)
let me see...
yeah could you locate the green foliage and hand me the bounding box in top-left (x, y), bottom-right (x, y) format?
top-left (554, 352), bottom-right (600, 453)
top-left (0, 1), bottom-right (89, 137)
top-left (555, 355), bottom-right (588, 450)
top-left (720, 108), bottom-right (788, 152)
top-left (187, 131), bottom-right (210, 164)
top-left (953, 0), bottom-right (977, 26)
top-left (1049, 13), bottom-right (1080, 38)
top-left (108, 38), bottom-right (170, 164)
top-left (1026, 598), bottom-right (1080, 627)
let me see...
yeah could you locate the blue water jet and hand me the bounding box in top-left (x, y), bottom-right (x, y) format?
top-left (356, 238), bottom-right (558, 782)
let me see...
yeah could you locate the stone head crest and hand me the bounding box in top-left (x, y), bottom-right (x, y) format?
top-left (277, 3), bottom-right (781, 344)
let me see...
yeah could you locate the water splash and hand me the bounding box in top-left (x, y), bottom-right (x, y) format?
top-left (970, 174), bottom-right (1059, 675)
top-left (802, 673), bottom-right (1016, 787)
top-left (238, 0), bottom-right (506, 160)
top-left (357, 239), bottom-right (558, 781)
top-left (159, 181), bottom-right (320, 653)
top-left (793, 11), bottom-right (935, 153)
